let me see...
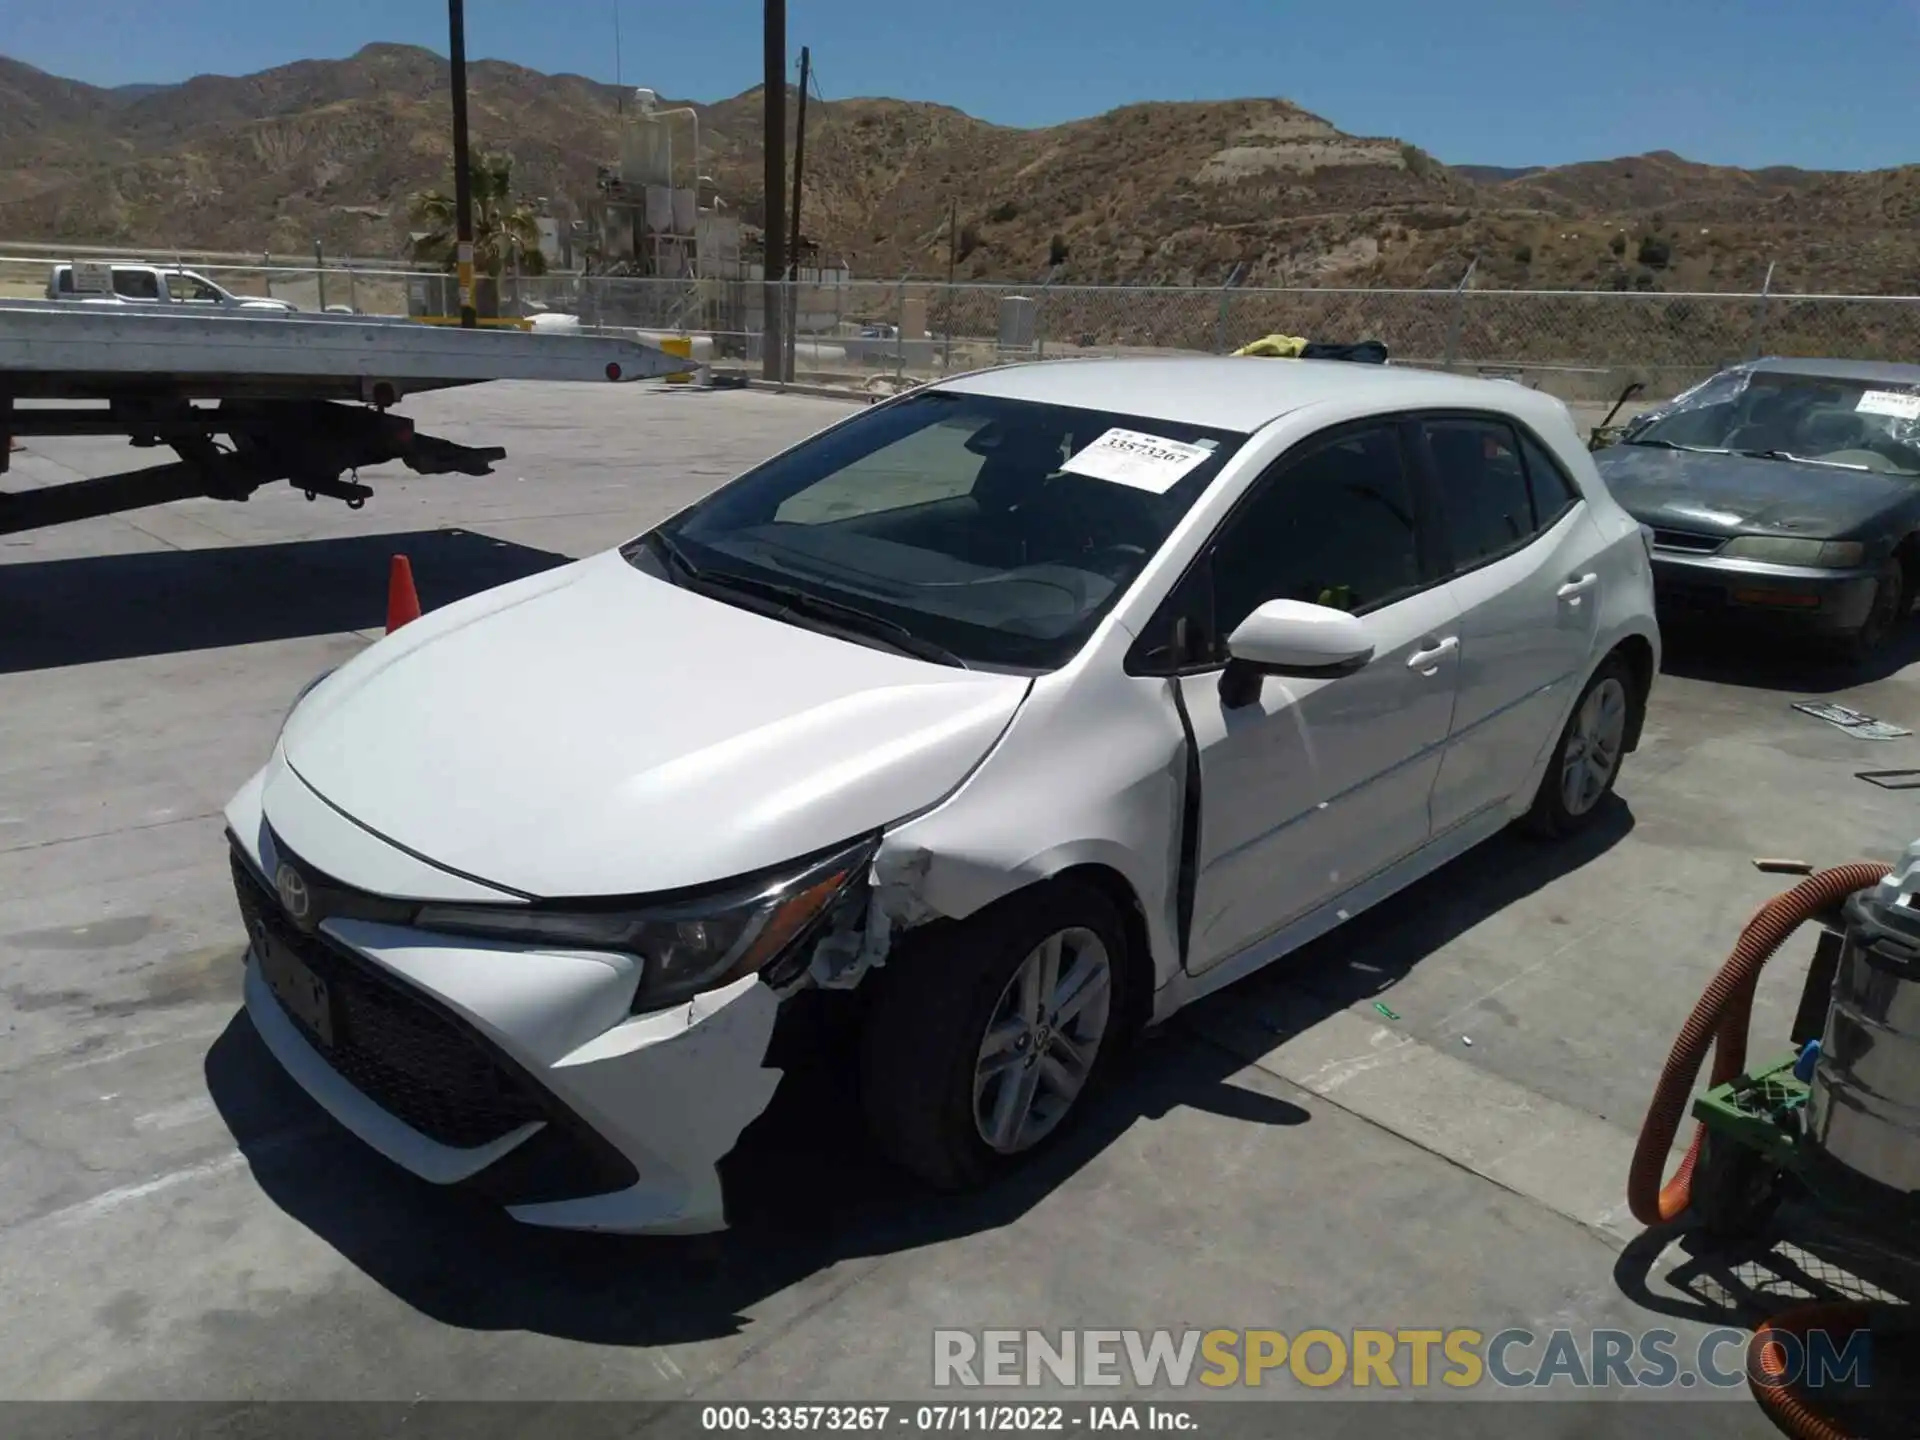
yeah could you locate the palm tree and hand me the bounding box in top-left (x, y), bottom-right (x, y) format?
top-left (409, 152), bottom-right (548, 315)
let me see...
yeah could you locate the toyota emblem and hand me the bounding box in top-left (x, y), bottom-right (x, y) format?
top-left (274, 862), bottom-right (312, 923)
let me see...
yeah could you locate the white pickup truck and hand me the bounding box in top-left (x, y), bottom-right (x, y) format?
top-left (45, 261), bottom-right (298, 313)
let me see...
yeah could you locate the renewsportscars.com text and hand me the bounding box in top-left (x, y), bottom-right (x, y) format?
top-left (931, 1327), bottom-right (1873, 1392)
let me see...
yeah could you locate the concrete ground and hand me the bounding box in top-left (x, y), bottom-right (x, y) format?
top-left (1, 383), bottom-right (1914, 1430)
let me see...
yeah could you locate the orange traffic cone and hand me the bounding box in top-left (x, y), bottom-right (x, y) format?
top-left (386, 554), bottom-right (422, 633)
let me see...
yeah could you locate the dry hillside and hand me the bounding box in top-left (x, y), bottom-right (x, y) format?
top-left (3, 44), bottom-right (1918, 294)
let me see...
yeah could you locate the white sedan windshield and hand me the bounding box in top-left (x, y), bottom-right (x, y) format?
top-left (631, 390), bottom-right (1249, 671)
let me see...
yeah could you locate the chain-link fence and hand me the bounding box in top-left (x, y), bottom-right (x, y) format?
top-left (6, 248), bottom-right (1920, 404)
top-left (524, 278), bottom-right (1920, 403)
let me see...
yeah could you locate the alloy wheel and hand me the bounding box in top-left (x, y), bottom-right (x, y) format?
top-left (1560, 677), bottom-right (1628, 817)
top-left (972, 927), bottom-right (1114, 1154)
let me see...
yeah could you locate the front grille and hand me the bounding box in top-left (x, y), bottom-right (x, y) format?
top-left (1650, 527), bottom-right (1725, 555)
top-left (231, 850), bottom-right (544, 1149)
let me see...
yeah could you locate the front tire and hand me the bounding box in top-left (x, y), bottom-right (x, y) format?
top-left (1521, 655), bottom-right (1636, 839)
top-left (859, 879), bottom-right (1132, 1191)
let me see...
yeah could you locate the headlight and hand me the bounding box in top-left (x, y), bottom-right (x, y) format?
top-left (280, 668), bottom-right (337, 730)
top-left (1719, 537), bottom-right (1865, 567)
top-left (414, 835), bottom-right (876, 1011)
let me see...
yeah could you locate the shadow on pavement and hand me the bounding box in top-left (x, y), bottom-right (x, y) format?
top-left (203, 1006), bottom-right (1305, 1348)
top-left (204, 805), bottom-right (1633, 1350)
top-left (1613, 1214), bottom-right (1918, 1436)
top-left (0, 528), bottom-right (570, 674)
top-left (1222, 798), bottom-right (1635, 1031)
top-left (1657, 617), bottom-right (1920, 695)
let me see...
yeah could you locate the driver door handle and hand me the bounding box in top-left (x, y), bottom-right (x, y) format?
top-left (1558, 573), bottom-right (1600, 602)
top-left (1407, 636), bottom-right (1459, 673)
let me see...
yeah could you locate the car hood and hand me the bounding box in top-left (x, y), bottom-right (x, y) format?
top-left (280, 550), bottom-right (1031, 898)
top-left (1595, 443), bottom-right (1916, 535)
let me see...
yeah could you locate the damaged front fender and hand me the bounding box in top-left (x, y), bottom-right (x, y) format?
top-left (797, 669), bottom-right (1189, 999)
top-left (805, 846), bottom-right (940, 991)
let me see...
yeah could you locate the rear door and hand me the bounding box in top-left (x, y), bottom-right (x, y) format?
top-left (1420, 415), bottom-right (1604, 834)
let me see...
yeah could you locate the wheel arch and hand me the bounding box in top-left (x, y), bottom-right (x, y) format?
top-left (1043, 862), bottom-right (1159, 1040)
top-left (1608, 632), bottom-right (1657, 753)
top-left (1892, 531), bottom-right (1920, 600)
top-left (870, 859), bottom-right (1160, 1043)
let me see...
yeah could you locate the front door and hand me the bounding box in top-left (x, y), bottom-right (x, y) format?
top-left (1419, 417), bottom-right (1605, 834)
top-left (1177, 420), bottom-right (1464, 973)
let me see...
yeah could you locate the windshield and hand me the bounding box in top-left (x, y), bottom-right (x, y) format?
top-left (1627, 368), bottom-right (1920, 476)
top-left (627, 389), bottom-right (1249, 671)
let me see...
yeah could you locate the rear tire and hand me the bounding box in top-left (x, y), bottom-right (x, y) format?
top-left (1521, 654), bottom-right (1637, 839)
top-left (1836, 558), bottom-right (1906, 666)
top-left (859, 879), bottom-right (1133, 1191)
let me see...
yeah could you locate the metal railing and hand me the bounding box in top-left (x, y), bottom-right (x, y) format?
top-left (7, 250), bottom-right (1919, 403)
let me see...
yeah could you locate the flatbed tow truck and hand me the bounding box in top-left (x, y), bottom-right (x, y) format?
top-left (0, 299), bottom-right (689, 535)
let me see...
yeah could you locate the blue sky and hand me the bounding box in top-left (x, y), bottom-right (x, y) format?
top-left (3, 0), bottom-right (1916, 171)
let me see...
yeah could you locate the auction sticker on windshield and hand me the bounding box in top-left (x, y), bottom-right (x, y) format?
top-left (1856, 390), bottom-right (1920, 421)
top-left (1061, 429), bottom-right (1214, 494)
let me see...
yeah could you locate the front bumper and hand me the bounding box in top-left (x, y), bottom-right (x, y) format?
top-left (1649, 551), bottom-right (1880, 634)
top-left (227, 799), bottom-right (784, 1234)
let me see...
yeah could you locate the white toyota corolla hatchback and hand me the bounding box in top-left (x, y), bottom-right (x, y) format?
top-left (225, 357), bottom-right (1660, 1233)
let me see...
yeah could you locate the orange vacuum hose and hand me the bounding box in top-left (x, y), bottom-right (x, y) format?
top-left (1748, 1302), bottom-right (1877, 1440)
top-left (1626, 863), bottom-right (1889, 1227)
top-left (1626, 863), bottom-right (1893, 1440)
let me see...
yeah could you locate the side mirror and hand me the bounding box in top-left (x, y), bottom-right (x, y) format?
top-left (1219, 599), bottom-right (1374, 708)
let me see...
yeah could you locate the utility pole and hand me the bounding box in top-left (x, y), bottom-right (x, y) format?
top-left (761, 0), bottom-right (786, 379)
top-left (784, 45), bottom-right (810, 383)
top-left (449, 0), bottom-right (476, 328)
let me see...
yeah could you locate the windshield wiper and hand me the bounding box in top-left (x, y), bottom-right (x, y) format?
top-left (644, 529), bottom-right (968, 667)
top-left (1734, 449), bottom-right (1873, 472)
top-left (1622, 438), bottom-right (1731, 454)
top-left (684, 564), bottom-right (968, 669)
top-left (645, 528), bottom-right (703, 581)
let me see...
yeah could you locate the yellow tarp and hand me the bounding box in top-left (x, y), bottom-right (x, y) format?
top-left (1233, 334), bottom-right (1308, 357)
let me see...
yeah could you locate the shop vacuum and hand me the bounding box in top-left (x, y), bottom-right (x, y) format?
top-left (1627, 848), bottom-right (1920, 1437)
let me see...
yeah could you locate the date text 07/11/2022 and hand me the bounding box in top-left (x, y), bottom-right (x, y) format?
top-left (700, 1404), bottom-right (1199, 1431)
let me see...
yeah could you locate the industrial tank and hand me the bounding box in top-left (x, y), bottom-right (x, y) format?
top-left (1811, 848), bottom-right (1920, 1196)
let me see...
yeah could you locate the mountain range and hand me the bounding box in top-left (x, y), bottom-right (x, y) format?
top-left (3, 43), bottom-right (1918, 293)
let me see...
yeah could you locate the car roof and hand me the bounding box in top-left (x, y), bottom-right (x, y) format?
top-left (936, 355), bottom-right (1571, 434)
top-left (1745, 356), bottom-right (1920, 386)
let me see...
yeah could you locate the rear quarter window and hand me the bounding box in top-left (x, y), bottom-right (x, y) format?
top-left (1517, 431), bottom-right (1581, 527)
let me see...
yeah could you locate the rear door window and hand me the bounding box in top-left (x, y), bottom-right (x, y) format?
top-left (1421, 418), bottom-right (1537, 572)
top-left (111, 269), bottom-right (161, 300)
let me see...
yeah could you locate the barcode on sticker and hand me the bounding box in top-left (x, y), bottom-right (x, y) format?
top-left (1060, 428), bottom-right (1214, 494)
top-left (1856, 389), bottom-right (1920, 421)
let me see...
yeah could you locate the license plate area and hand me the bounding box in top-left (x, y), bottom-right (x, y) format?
top-left (257, 927), bottom-right (335, 1048)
